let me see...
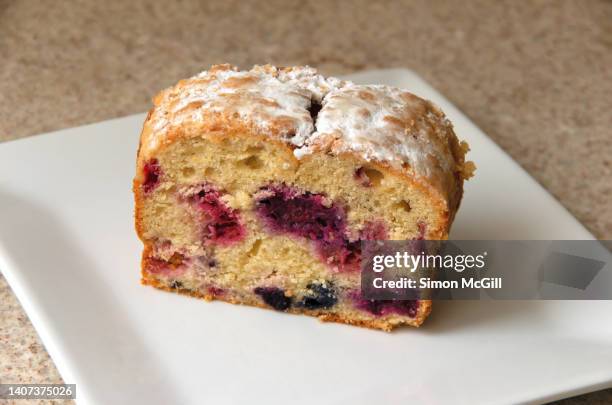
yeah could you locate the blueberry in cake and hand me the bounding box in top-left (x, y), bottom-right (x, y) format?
top-left (134, 64), bottom-right (474, 331)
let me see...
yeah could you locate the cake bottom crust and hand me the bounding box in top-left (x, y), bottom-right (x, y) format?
top-left (141, 274), bottom-right (432, 332)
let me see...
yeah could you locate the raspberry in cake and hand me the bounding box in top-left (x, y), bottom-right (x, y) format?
top-left (134, 64), bottom-right (474, 331)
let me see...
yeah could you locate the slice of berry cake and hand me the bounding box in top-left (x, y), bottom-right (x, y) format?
top-left (134, 64), bottom-right (474, 331)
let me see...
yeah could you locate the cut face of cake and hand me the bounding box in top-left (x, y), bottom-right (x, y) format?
top-left (134, 64), bottom-right (474, 331)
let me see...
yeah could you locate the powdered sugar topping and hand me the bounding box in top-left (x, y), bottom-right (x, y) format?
top-left (144, 64), bottom-right (344, 152)
top-left (297, 85), bottom-right (459, 177)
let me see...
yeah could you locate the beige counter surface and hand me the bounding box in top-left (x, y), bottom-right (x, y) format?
top-left (0, 1), bottom-right (610, 404)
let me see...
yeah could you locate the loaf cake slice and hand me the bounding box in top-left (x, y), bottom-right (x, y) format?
top-left (134, 64), bottom-right (473, 331)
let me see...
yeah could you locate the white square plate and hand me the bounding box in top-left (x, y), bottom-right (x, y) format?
top-left (1, 69), bottom-right (610, 405)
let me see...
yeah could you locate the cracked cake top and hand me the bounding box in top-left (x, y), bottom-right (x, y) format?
top-left (139, 64), bottom-right (473, 206)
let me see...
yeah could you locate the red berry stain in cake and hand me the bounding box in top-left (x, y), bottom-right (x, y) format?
top-left (255, 184), bottom-right (344, 240)
top-left (184, 184), bottom-right (246, 246)
top-left (351, 292), bottom-right (419, 318)
top-left (254, 287), bottom-right (292, 311)
top-left (142, 159), bottom-right (162, 193)
top-left (360, 220), bottom-right (388, 240)
top-left (255, 184), bottom-right (387, 272)
top-left (416, 221), bottom-right (427, 240)
top-left (206, 286), bottom-right (225, 297)
top-left (146, 252), bottom-right (188, 277)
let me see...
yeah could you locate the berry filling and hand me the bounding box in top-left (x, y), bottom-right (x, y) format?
top-left (206, 286), bottom-right (226, 297)
top-left (255, 184), bottom-right (356, 271)
top-left (297, 282), bottom-right (338, 310)
top-left (352, 292), bottom-right (419, 318)
top-left (255, 184), bottom-right (344, 241)
top-left (146, 252), bottom-right (188, 277)
top-left (255, 184), bottom-right (387, 272)
top-left (416, 221), bottom-right (427, 240)
top-left (142, 159), bottom-right (162, 193)
top-left (360, 220), bottom-right (388, 241)
top-left (183, 184), bottom-right (245, 246)
top-left (254, 287), bottom-right (292, 311)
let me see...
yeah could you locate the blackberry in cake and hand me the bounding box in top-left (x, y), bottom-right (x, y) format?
top-left (134, 64), bottom-right (474, 331)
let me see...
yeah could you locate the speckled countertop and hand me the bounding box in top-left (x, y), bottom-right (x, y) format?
top-left (0, 1), bottom-right (610, 404)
